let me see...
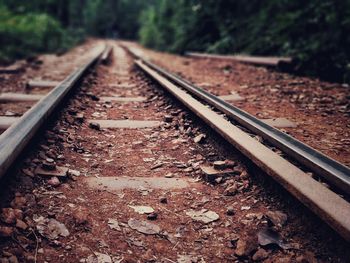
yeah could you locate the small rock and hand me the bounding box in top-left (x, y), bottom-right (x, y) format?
top-left (72, 209), bottom-right (89, 225)
top-left (89, 122), bottom-right (101, 130)
top-left (75, 113), bottom-right (84, 122)
top-left (213, 161), bottom-right (226, 169)
top-left (200, 165), bottom-right (235, 182)
top-left (1, 208), bottom-right (17, 224)
top-left (159, 197), bottom-right (167, 204)
top-left (235, 236), bottom-right (258, 257)
top-left (46, 158), bottom-right (55, 163)
top-left (165, 173), bottom-right (174, 178)
top-left (15, 219), bottom-right (28, 230)
top-left (252, 248), bottom-right (269, 261)
top-left (163, 115), bottom-right (173, 123)
top-left (215, 177), bottom-right (223, 184)
top-left (107, 219), bottom-right (121, 231)
top-left (213, 160), bottom-right (236, 170)
top-left (10, 196), bottom-right (26, 209)
top-left (266, 211), bottom-right (288, 227)
top-left (240, 171), bottom-right (249, 179)
top-left (47, 177), bottom-right (61, 187)
top-left (224, 183), bottom-right (238, 196)
top-left (0, 226), bottom-right (14, 237)
top-left (147, 212), bottom-right (158, 221)
top-left (194, 134), bottom-right (206, 143)
top-left (226, 206), bottom-right (235, 216)
top-left (68, 169), bottom-right (80, 177)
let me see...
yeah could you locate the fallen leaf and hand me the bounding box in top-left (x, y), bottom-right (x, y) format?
top-left (108, 219), bottom-right (121, 231)
top-left (86, 252), bottom-right (112, 263)
top-left (34, 216), bottom-right (70, 240)
top-left (258, 228), bottom-right (290, 249)
top-left (128, 218), bottom-right (161, 235)
top-left (185, 209), bottom-right (219, 224)
top-left (128, 205), bottom-right (154, 214)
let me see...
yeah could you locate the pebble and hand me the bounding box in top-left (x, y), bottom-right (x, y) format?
top-left (0, 226), bottom-right (14, 237)
top-left (224, 183), bottom-right (238, 196)
top-left (68, 169), bottom-right (81, 177)
top-left (213, 160), bottom-right (236, 170)
top-left (215, 177), bottom-right (223, 184)
top-left (194, 134), bottom-right (206, 143)
top-left (147, 212), bottom-right (158, 220)
top-left (89, 122), bottom-right (101, 130)
top-left (235, 236), bottom-right (258, 257)
top-left (15, 219), bottom-right (28, 230)
top-left (165, 173), bottom-right (174, 178)
top-left (48, 177), bottom-right (61, 187)
top-left (266, 210), bottom-right (288, 227)
top-left (75, 113), bottom-right (84, 122)
top-left (159, 197), bottom-right (167, 204)
top-left (240, 171), bottom-right (249, 179)
top-left (226, 206), bottom-right (235, 216)
top-left (72, 209), bottom-right (89, 225)
top-left (1, 208), bottom-right (17, 224)
top-left (10, 196), bottom-right (26, 209)
top-left (163, 115), bottom-right (173, 123)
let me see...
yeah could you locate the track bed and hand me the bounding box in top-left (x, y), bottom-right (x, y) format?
top-left (0, 40), bottom-right (349, 262)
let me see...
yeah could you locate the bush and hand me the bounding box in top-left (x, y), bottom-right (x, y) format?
top-left (139, 0), bottom-right (350, 83)
top-left (0, 5), bottom-right (79, 64)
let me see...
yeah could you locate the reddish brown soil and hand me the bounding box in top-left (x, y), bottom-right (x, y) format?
top-left (0, 40), bottom-right (349, 263)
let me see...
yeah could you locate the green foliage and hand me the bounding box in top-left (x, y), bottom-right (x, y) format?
top-left (0, 5), bottom-right (74, 63)
top-left (1, 0), bottom-right (349, 82)
top-left (139, 0), bottom-right (350, 83)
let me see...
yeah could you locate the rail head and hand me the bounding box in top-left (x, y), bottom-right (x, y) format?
top-left (185, 52), bottom-right (294, 68)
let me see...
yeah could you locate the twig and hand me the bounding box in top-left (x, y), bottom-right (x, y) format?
top-left (31, 229), bottom-right (39, 263)
top-left (164, 258), bottom-right (176, 263)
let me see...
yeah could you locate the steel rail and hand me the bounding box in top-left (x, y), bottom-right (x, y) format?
top-left (125, 47), bottom-right (350, 194)
top-left (100, 45), bottom-right (113, 64)
top-left (186, 52), bottom-right (293, 68)
top-left (0, 45), bottom-right (105, 180)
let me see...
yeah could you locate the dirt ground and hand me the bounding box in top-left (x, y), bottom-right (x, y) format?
top-left (0, 40), bottom-right (349, 262)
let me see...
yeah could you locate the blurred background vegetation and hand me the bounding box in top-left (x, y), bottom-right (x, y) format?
top-left (0, 0), bottom-right (349, 83)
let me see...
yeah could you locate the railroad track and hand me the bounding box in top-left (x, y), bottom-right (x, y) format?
top-left (123, 45), bottom-right (350, 241)
top-left (0, 44), bottom-right (112, 179)
top-left (0, 41), bottom-right (349, 261)
top-left (185, 52), bottom-right (294, 70)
